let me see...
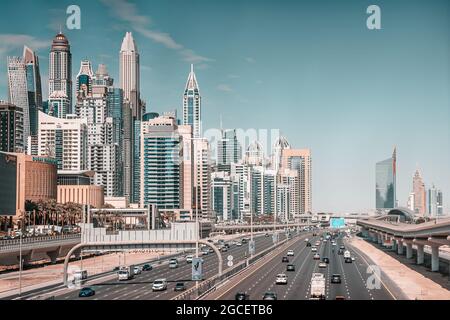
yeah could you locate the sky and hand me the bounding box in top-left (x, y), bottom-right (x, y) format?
top-left (0, 0), bottom-right (449, 213)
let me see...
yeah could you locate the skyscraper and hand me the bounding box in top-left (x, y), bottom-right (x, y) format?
top-left (412, 169), bottom-right (426, 215)
top-left (193, 138), bottom-right (211, 218)
top-left (38, 111), bottom-right (87, 171)
top-left (0, 101), bottom-right (24, 153)
top-left (375, 148), bottom-right (396, 210)
top-left (48, 91), bottom-right (70, 118)
top-left (140, 114), bottom-right (183, 210)
top-left (49, 32), bottom-right (72, 112)
top-left (428, 184), bottom-right (438, 216)
top-left (76, 60), bottom-right (94, 98)
top-left (7, 56), bottom-right (29, 148)
top-left (119, 32), bottom-right (141, 118)
top-left (217, 129), bottom-right (242, 165)
top-left (183, 65), bottom-right (202, 138)
top-left (23, 46), bottom-right (43, 137)
top-left (281, 148), bottom-right (312, 214)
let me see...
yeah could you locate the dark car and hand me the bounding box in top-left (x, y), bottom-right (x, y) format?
top-left (78, 287), bottom-right (95, 297)
top-left (282, 256), bottom-right (289, 263)
top-left (174, 282), bottom-right (186, 291)
top-left (235, 292), bottom-right (250, 300)
top-left (265, 233), bottom-right (270, 237)
top-left (286, 264), bottom-right (295, 272)
top-left (322, 257), bottom-right (330, 264)
top-left (306, 242), bottom-right (312, 247)
top-left (338, 249), bottom-right (344, 255)
top-left (340, 245), bottom-right (345, 250)
top-left (113, 266), bottom-right (120, 271)
top-left (242, 238), bottom-right (247, 244)
top-left (331, 274), bottom-right (341, 284)
top-left (142, 264), bottom-right (153, 271)
top-left (263, 292), bottom-right (277, 300)
top-left (344, 257), bottom-right (352, 263)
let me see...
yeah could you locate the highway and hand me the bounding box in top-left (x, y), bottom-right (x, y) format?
top-left (54, 232), bottom-right (288, 300)
top-left (214, 233), bottom-right (395, 300)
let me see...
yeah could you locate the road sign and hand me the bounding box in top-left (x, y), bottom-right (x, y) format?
top-left (192, 258), bottom-right (203, 281)
top-left (249, 240), bottom-right (255, 255)
top-left (227, 260), bottom-right (234, 267)
top-left (227, 255), bottom-right (234, 261)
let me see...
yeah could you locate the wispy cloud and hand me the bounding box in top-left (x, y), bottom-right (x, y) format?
top-left (245, 57), bottom-right (256, 63)
top-left (217, 84), bottom-right (233, 92)
top-left (0, 34), bottom-right (50, 59)
top-left (100, 0), bottom-right (213, 65)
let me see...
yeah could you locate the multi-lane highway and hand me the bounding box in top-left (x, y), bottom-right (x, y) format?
top-left (214, 233), bottom-right (395, 300)
top-left (54, 232), bottom-right (289, 300)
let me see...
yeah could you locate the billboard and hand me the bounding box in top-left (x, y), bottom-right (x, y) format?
top-left (0, 153), bottom-right (17, 216)
top-left (330, 217), bottom-right (345, 229)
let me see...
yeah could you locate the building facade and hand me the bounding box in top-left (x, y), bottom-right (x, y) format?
top-left (412, 169), bottom-right (426, 215)
top-left (183, 65), bottom-right (202, 138)
top-left (375, 148), bottom-right (396, 210)
top-left (49, 32), bottom-right (72, 112)
top-left (0, 102), bottom-right (24, 153)
top-left (38, 111), bottom-right (87, 172)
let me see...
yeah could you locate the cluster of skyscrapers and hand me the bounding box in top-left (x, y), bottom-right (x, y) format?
top-left (1, 31), bottom-right (313, 223)
top-left (375, 148), bottom-right (444, 217)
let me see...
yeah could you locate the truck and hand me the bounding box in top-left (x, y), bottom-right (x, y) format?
top-left (343, 250), bottom-right (351, 259)
top-left (310, 273), bottom-right (325, 300)
top-left (118, 265), bottom-right (135, 281)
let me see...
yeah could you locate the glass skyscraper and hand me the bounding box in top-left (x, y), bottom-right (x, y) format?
top-left (375, 148), bottom-right (397, 209)
top-left (183, 64), bottom-right (201, 138)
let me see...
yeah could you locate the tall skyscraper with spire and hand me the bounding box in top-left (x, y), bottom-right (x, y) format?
top-left (183, 64), bottom-right (202, 138)
top-left (49, 32), bottom-right (72, 113)
top-left (120, 32), bottom-right (141, 118)
top-left (119, 32), bottom-right (142, 203)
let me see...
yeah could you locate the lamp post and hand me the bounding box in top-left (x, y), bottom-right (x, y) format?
top-left (18, 222), bottom-right (22, 298)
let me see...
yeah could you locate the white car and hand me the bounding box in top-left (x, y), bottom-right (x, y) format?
top-left (311, 247), bottom-right (317, 252)
top-left (275, 274), bottom-right (288, 285)
top-left (133, 266), bottom-right (142, 275)
top-left (186, 255), bottom-right (193, 263)
top-left (351, 256), bottom-right (356, 261)
top-left (152, 279), bottom-right (167, 291)
top-left (305, 238), bottom-right (309, 242)
top-left (287, 250), bottom-right (294, 256)
top-left (236, 242), bottom-right (242, 246)
top-left (318, 262), bottom-right (327, 268)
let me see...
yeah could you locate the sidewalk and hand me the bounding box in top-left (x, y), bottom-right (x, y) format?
top-left (349, 237), bottom-right (450, 300)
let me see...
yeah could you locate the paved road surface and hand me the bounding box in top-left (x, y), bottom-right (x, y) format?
top-left (216, 233), bottom-right (395, 300)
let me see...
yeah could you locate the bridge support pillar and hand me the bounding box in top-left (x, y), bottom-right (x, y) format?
top-left (392, 239), bottom-right (398, 252)
top-left (416, 244), bottom-right (424, 265)
top-left (47, 250), bottom-right (59, 264)
top-left (406, 243), bottom-right (413, 259)
top-left (431, 245), bottom-right (440, 272)
top-left (397, 240), bottom-right (404, 255)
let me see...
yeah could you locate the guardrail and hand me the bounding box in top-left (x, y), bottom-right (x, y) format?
top-left (0, 234), bottom-right (81, 251)
top-left (172, 233), bottom-right (298, 300)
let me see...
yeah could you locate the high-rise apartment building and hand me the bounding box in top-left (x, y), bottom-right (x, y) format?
top-left (38, 111), bottom-right (87, 171)
top-left (281, 148), bottom-right (312, 214)
top-left (211, 171), bottom-right (233, 221)
top-left (375, 148), bottom-right (396, 210)
top-left (217, 129), bottom-right (242, 165)
top-left (140, 113), bottom-right (184, 210)
top-left (7, 56), bottom-right (29, 149)
top-left (193, 138), bottom-right (211, 218)
top-left (23, 46), bottom-right (43, 137)
top-left (412, 169), bottom-right (426, 215)
top-left (76, 60), bottom-right (94, 98)
top-left (49, 32), bottom-right (72, 112)
top-left (0, 101), bottom-right (24, 153)
top-left (48, 91), bottom-right (70, 118)
top-left (183, 65), bottom-right (202, 138)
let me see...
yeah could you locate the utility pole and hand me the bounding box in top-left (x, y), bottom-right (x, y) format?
top-left (18, 219), bottom-right (22, 298)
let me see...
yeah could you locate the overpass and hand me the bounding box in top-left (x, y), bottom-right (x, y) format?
top-left (357, 217), bottom-right (450, 272)
top-left (0, 234), bottom-right (81, 265)
top-left (213, 222), bottom-right (314, 234)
